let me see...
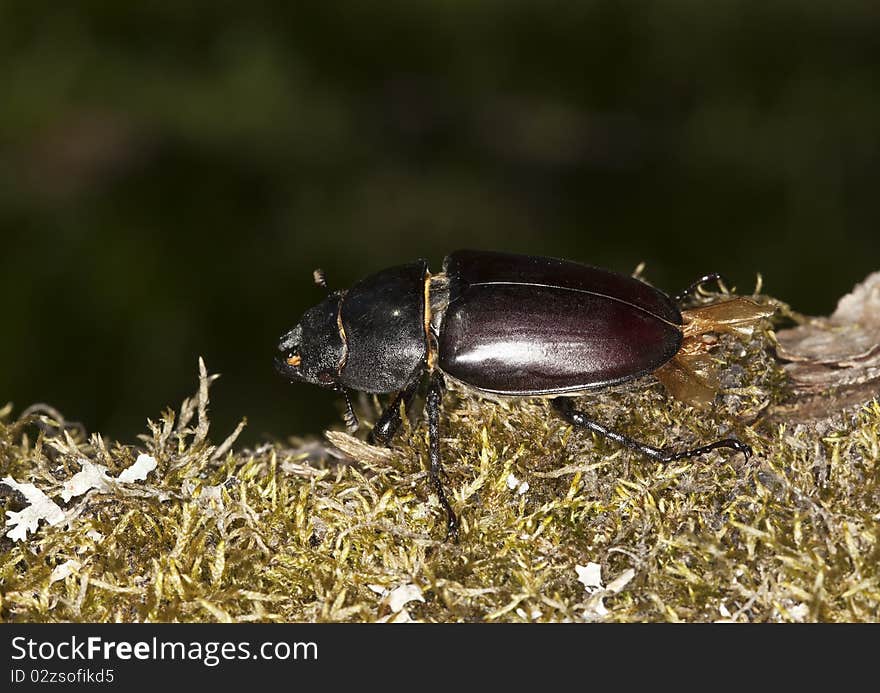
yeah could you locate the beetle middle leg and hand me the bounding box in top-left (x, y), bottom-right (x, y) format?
top-left (427, 372), bottom-right (459, 541)
top-left (368, 377), bottom-right (421, 447)
top-left (552, 397), bottom-right (751, 462)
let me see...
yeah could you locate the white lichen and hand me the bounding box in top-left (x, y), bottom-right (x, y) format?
top-left (3, 477), bottom-right (66, 542)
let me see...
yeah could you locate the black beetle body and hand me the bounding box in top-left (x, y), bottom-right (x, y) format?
top-left (276, 250), bottom-right (764, 540)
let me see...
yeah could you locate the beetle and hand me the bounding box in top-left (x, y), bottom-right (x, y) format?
top-left (275, 250), bottom-right (772, 540)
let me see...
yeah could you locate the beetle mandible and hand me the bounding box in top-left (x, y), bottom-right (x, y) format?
top-left (275, 250), bottom-right (772, 540)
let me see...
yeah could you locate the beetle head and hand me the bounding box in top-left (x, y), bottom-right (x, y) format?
top-left (275, 293), bottom-right (346, 388)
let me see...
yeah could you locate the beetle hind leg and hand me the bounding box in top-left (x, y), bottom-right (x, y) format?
top-left (673, 272), bottom-right (728, 305)
top-left (552, 397), bottom-right (751, 462)
top-left (655, 437), bottom-right (752, 461)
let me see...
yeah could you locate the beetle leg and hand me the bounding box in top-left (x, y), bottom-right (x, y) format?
top-left (368, 377), bottom-right (422, 447)
top-left (552, 397), bottom-right (752, 462)
top-left (313, 268), bottom-right (328, 289)
top-left (674, 272), bottom-right (728, 305)
top-left (427, 372), bottom-right (459, 541)
top-left (336, 386), bottom-right (359, 433)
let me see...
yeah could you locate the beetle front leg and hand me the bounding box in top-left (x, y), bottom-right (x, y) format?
top-left (552, 397), bottom-right (752, 462)
top-left (427, 372), bottom-right (459, 541)
top-left (334, 386), bottom-right (359, 433)
top-left (368, 376), bottom-right (422, 447)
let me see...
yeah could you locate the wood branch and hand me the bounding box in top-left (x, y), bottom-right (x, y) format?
top-left (771, 272), bottom-right (880, 423)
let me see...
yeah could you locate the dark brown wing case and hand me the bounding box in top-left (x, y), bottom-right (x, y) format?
top-left (437, 250), bottom-right (682, 395)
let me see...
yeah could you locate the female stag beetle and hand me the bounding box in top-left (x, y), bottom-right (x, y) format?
top-left (275, 250), bottom-right (772, 540)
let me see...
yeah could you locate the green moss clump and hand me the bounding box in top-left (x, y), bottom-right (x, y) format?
top-left (1, 304), bottom-right (879, 622)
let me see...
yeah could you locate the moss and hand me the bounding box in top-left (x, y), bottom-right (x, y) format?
top-left (1, 292), bottom-right (878, 623)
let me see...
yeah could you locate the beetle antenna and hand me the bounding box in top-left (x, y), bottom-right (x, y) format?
top-left (313, 268), bottom-right (328, 290)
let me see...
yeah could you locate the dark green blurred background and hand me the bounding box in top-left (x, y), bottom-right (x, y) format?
top-left (1, 2), bottom-right (878, 444)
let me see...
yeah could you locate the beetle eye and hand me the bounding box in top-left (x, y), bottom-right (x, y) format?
top-left (286, 351), bottom-right (302, 367)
